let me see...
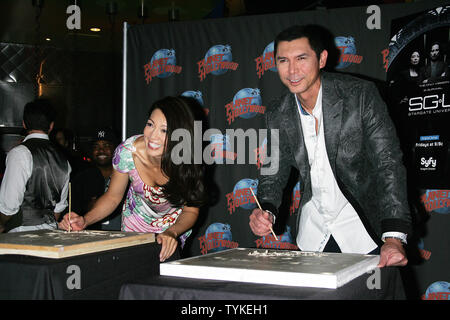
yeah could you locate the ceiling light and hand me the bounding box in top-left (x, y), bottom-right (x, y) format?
top-left (90, 27), bottom-right (101, 32)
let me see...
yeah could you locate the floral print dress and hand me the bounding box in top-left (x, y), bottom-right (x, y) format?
top-left (113, 135), bottom-right (191, 246)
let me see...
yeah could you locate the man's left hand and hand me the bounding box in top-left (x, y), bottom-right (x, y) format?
top-left (377, 238), bottom-right (408, 267)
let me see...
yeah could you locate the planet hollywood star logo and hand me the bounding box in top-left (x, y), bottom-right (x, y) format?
top-left (255, 41), bottom-right (277, 79)
top-left (225, 88), bottom-right (266, 125)
top-left (417, 238), bottom-right (431, 261)
top-left (289, 182), bottom-right (301, 215)
top-left (225, 178), bottom-right (258, 215)
top-left (334, 36), bottom-right (363, 69)
top-left (420, 189), bottom-right (450, 214)
top-left (198, 222), bottom-right (239, 255)
top-left (208, 133), bottom-right (237, 164)
top-left (253, 137), bottom-right (267, 170)
top-left (197, 44), bottom-right (239, 81)
top-left (422, 281), bottom-right (450, 300)
top-left (181, 90), bottom-right (209, 116)
top-left (255, 226), bottom-right (298, 250)
top-left (144, 49), bottom-right (182, 84)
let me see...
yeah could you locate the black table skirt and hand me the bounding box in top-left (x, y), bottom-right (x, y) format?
top-left (0, 243), bottom-right (178, 300)
top-left (119, 266), bottom-right (406, 300)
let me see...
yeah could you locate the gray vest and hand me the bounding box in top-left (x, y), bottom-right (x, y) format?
top-left (7, 138), bottom-right (68, 230)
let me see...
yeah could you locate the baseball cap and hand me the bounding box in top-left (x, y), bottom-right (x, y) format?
top-left (93, 127), bottom-right (118, 144)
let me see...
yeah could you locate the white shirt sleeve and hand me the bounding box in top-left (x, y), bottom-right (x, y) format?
top-left (0, 145), bottom-right (32, 215)
top-left (54, 163), bottom-right (72, 214)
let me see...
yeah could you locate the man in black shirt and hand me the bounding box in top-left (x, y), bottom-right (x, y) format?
top-left (70, 128), bottom-right (122, 230)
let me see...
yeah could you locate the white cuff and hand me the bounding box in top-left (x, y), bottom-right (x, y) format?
top-left (382, 232), bottom-right (407, 244)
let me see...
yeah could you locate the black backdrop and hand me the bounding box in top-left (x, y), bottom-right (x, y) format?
top-left (124, 0), bottom-right (449, 300)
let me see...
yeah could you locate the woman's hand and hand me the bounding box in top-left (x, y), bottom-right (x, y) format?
top-left (156, 229), bottom-right (178, 262)
top-left (58, 212), bottom-right (86, 231)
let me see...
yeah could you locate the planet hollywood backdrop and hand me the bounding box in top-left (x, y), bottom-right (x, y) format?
top-left (123, 1), bottom-right (449, 299)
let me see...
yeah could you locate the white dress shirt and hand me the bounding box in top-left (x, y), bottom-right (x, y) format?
top-left (294, 86), bottom-right (378, 253)
top-left (0, 133), bottom-right (71, 232)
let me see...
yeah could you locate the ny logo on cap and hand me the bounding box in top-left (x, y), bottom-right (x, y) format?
top-left (98, 131), bottom-right (106, 138)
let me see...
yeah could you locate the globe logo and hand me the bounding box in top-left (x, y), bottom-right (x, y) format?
top-left (262, 41), bottom-right (277, 72)
top-left (233, 88), bottom-right (262, 119)
top-left (181, 90), bottom-right (204, 106)
top-left (423, 281), bottom-right (450, 300)
top-left (150, 49), bottom-right (176, 78)
top-left (210, 134), bottom-right (231, 151)
top-left (335, 36), bottom-right (356, 69)
top-left (204, 223), bottom-right (232, 253)
top-left (204, 44), bottom-right (232, 76)
top-left (233, 178), bottom-right (258, 210)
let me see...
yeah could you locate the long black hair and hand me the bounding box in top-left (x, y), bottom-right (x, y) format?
top-left (148, 96), bottom-right (207, 208)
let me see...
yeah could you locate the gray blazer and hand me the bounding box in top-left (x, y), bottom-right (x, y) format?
top-left (258, 71), bottom-right (412, 244)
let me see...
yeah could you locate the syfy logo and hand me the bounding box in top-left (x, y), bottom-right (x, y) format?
top-left (420, 157), bottom-right (437, 169)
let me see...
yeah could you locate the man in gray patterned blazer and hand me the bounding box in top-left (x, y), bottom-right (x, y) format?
top-left (249, 25), bottom-right (411, 267)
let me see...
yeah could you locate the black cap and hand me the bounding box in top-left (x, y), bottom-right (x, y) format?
top-left (93, 127), bottom-right (118, 144)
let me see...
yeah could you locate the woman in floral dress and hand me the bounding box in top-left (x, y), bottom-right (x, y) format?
top-left (60, 96), bottom-right (206, 261)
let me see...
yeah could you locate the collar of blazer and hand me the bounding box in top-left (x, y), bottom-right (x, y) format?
top-left (277, 71), bottom-right (344, 177)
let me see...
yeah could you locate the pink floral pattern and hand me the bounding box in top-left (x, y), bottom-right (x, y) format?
top-left (113, 135), bottom-right (189, 240)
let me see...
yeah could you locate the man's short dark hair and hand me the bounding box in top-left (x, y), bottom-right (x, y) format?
top-left (274, 25), bottom-right (328, 60)
top-left (22, 98), bottom-right (56, 133)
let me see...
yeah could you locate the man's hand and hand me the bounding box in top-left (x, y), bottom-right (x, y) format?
top-left (377, 238), bottom-right (408, 267)
top-left (58, 212), bottom-right (86, 231)
top-left (249, 209), bottom-right (274, 236)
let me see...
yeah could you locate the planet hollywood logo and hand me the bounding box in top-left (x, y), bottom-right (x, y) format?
top-left (334, 36), bottom-right (363, 69)
top-left (253, 137), bottom-right (267, 169)
top-left (225, 178), bottom-right (258, 215)
top-left (198, 222), bottom-right (239, 255)
top-left (420, 189), bottom-right (450, 214)
top-left (417, 238), bottom-right (431, 261)
top-left (289, 182), bottom-right (301, 215)
top-left (170, 123), bottom-right (280, 175)
top-left (422, 281), bottom-right (450, 300)
top-left (255, 41), bottom-right (277, 79)
top-left (181, 90), bottom-right (209, 116)
top-left (208, 134), bottom-right (237, 164)
top-left (225, 88), bottom-right (266, 125)
top-left (198, 44), bottom-right (239, 81)
top-left (144, 49), bottom-right (182, 84)
top-left (255, 226), bottom-right (298, 250)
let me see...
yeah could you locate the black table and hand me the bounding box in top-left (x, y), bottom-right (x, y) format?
top-left (119, 267), bottom-right (405, 300)
top-left (0, 242), bottom-right (176, 299)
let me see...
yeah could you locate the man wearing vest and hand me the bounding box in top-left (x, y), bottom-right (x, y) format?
top-left (249, 25), bottom-right (412, 268)
top-left (0, 99), bottom-right (71, 233)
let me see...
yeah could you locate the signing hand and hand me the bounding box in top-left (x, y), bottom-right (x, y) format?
top-left (58, 212), bottom-right (86, 231)
top-left (249, 208), bottom-right (274, 237)
top-left (157, 229), bottom-right (178, 262)
top-left (377, 238), bottom-right (408, 267)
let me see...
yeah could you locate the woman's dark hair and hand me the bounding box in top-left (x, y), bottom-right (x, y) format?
top-left (148, 96), bottom-right (207, 207)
